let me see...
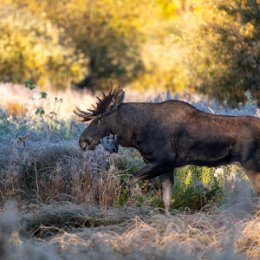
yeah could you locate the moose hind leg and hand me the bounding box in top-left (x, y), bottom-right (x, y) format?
top-left (243, 159), bottom-right (260, 196)
top-left (159, 171), bottom-right (174, 212)
top-left (246, 171), bottom-right (260, 197)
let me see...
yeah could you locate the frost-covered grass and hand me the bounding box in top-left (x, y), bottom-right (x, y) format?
top-left (0, 83), bottom-right (259, 259)
top-left (1, 202), bottom-right (260, 260)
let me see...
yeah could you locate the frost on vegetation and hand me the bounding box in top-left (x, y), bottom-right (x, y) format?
top-left (213, 166), bottom-right (255, 217)
top-left (0, 202), bottom-right (60, 260)
top-left (0, 202), bottom-right (260, 260)
top-left (0, 137), bottom-right (126, 206)
top-left (0, 96), bottom-right (143, 206)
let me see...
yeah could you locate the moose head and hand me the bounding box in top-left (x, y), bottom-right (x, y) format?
top-left (74, 86), bottom-right (125, 152)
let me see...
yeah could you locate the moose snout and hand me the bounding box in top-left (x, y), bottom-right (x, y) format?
top-left (79, 136), bottom-right (89, 150)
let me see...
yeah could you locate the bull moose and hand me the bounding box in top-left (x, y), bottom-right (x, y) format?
top-left (74, 87), bottom-right (260, 211)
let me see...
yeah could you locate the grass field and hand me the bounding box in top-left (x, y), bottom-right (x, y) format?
top-left (0, 84), bottom-right (259, 260)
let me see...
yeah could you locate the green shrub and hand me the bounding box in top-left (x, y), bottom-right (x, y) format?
top-left (172, 166), bottom-right (221, 210)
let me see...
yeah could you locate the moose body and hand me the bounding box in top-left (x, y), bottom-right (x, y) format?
top-left (75, 88), bottom-right (260, 211)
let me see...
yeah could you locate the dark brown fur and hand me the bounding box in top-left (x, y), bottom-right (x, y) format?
top-left (78, 98), bottom-right (260, 211)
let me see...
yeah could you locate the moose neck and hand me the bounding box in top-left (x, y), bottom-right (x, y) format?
top-left (107, 103), bottom-right (147, 149)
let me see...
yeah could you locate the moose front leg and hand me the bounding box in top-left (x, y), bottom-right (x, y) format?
top-left (245, 170), bottom-right (260, 197)
top-left (160, 171), bottom-right (174, 212)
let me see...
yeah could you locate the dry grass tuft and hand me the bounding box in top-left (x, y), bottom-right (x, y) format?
top-left (0, 140), bottom-right (125, 207)
top-left (20, 203), bottom-right (143, 238)
top-left (1, 203), bottom-right (259, 260)
top-left (5, 203), bottom-right (257, 260)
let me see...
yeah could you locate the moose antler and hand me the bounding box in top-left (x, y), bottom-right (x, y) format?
top-left (74, 84), bottom-right (125, 122)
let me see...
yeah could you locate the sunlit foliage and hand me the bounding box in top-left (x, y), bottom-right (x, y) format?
top-left (0, 0), bottom-right (260, 105)
top-left (6, 0), bottom-right (160, 90)
top-left (182, 0), bottom-right (260, 105)
top-left (0, 1), bottom-right (87, 89)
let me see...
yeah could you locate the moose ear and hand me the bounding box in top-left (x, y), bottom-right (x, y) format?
top-left (114, 88), bottom-right (125, 105)
top-left (107, 88), bottom-right (125, 112)
top-left (107, 88), bottom-right (125, 113)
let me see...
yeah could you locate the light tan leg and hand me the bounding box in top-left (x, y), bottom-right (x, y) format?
top-left (242, 156), bottom-right (260, 197)
top-left (245, 170), bottom-right (260, 197)
top-left (159, 171), bottom-right (174, 213)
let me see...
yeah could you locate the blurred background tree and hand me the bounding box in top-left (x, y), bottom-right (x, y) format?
top-left (7, 0), bottom-right (161, 91)
top-left (0, 0), bottom-right (259, 105)
top-left (37, 0), bottom-right (155, 90)
top-left (183, 0), bottom-right (260, 106)
top-left (0, 0), bottom-right (87, 90)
